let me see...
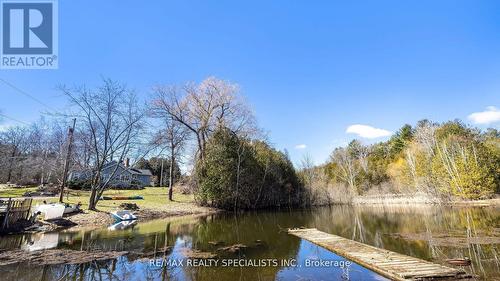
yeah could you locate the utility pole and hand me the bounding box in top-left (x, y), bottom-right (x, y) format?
top-left (59, 118), bottom-right (76, 203)
top-left (160, 159), bottom-right (164, 187)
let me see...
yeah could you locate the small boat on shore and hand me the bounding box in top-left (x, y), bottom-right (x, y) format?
top-left (110, 210), bottom-right (137, 221)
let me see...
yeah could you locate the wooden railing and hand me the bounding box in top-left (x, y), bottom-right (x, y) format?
top-left (0, 198), bottom-right (32, 229)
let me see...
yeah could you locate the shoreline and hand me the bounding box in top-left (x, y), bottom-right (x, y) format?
top-left (0, 188), bottom-right (221, 235)
top-left (0, 204), bottom-right (221, 235)
top-left (350, 193), bottom-right (500, 207)
top-left (65, 195), bottom-right (498, 233)
top-left (59, 205), bottom-right (221, 232)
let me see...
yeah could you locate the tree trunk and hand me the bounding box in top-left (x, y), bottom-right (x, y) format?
top-left (88, 187), bottom-right (97, 210)
top-left (89, 172), bottom-right (100, 211)
top-left (88, 169), bottom-right (102, 210)
top-left (168, 152), bottom-right (174, 201)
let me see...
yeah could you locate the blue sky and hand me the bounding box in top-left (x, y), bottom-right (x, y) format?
top-left (1, 0), bottom-right (500, 165)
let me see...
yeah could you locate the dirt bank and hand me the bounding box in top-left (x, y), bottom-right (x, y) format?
top-left (62, 210), bottom-right (115, 230)
top-left (61, 204), bottom-right (220, 232)
top-left (0, 204), bottom-right (219, 235)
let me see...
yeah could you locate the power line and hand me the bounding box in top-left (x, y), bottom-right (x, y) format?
top-left (0, 112), bottom-right (30, 125)
top-left (0, 77), bottom-right (58, 112)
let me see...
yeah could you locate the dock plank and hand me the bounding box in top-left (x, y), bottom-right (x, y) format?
top-left (288, 228), bottom-right (473, 281)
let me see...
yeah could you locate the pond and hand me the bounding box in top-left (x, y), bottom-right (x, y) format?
top-left (0, 205), bottom-right (499, 280)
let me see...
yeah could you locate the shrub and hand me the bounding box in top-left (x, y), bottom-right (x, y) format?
top-left (68, 179), bottom-right (92, 190)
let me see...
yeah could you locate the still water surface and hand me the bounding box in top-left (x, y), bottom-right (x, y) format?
top-left (0, 205), bottom-right (499, 280)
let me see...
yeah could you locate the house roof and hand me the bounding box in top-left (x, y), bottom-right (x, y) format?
top-left (136, 169), bottom-right (153, 176)
top-left (128, 168), bottom-right (153, 176)
top-left (103, 161), bottom-right (153, 176)
top-left (73, 160), bottom-right (153, 177)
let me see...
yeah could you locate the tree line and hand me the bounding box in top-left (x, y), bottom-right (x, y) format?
top-left (307, 120), bottom-right (500, 201)
top-left (0, 77), bottom-right (302, 210)
top-left (0, 119), bottom-right (68, 186)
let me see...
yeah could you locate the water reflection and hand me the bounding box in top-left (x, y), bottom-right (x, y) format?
top-left (0, 205), bottom-right (499, 280)
top-left (21, 232), bottom-right (59, 251)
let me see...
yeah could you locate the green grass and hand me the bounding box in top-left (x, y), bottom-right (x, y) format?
top-left (0, 185), bottom-right (37, 197)
top-left (0, 185), bottom-right (201, 213)
top-left (64, 188), bottom-right (197, 212)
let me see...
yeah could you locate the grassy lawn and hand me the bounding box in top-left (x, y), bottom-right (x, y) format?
top-left (0, 185), bottom-right (202, 213)
top-left (64, 188), bottom-right (199, 212)
top-left (0, 185), bottom-right (38, 197)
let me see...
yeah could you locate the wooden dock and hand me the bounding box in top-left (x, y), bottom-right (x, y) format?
top-left (288, 228), bottom-right (473, 281)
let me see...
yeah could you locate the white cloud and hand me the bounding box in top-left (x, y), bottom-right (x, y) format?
top-left (294, 144), bottom-right (307, 149)
top-left (346, 124), bottom-right (392, 139)
top-left (468, 106), bottom-right (500, 125)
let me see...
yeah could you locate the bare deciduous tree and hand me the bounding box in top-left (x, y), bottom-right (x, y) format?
top-left (300, 154), bottom-right (315, 186)
top-left (414, 120), bottom-right (438, 157)
top-left (60, 79), bottom-right (144, 210)
top-left (150, 116), bottom-right (189, 201)
top-left (0, 126), bottom-right (29, 183)
top-left (150, 77), bottom-right (257, 161)
top-left (300, 153), bottom-right (316, 205)
top-left (330, 147), bottom-right (359, 194)
top-left (0, 119), bottom-right (70, 186)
